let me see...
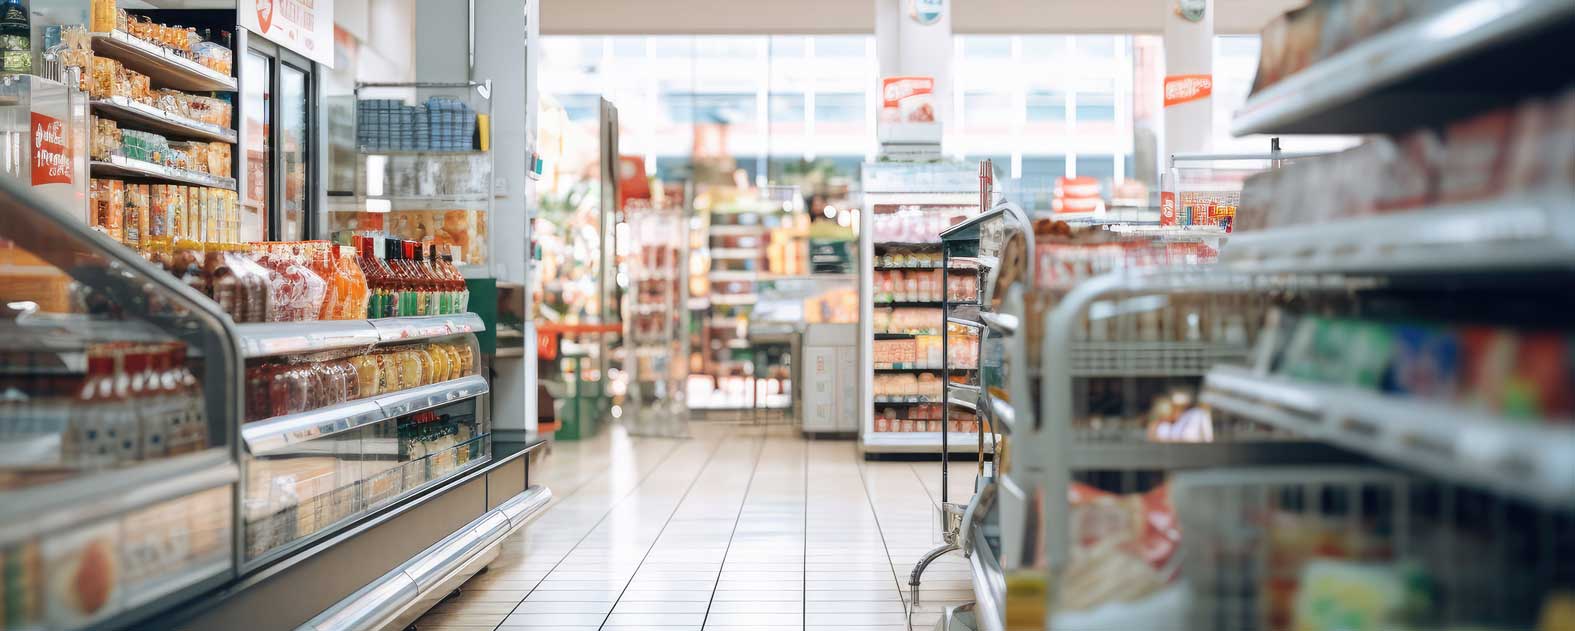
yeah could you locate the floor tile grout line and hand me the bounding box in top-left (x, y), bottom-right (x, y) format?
top-left (698, 428), bottom-right (772, 630)
top-left (802, 435), bottom-right (809, 630)
top-left (851, 444), bottom-right (917, 627)
top-left (597, 431), bottom-right (741, 630)
top-left (489, 435), bottom-right (692, 631)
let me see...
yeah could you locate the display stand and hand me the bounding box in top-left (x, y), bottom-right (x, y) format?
top-left (860, 162), bottom-right (982, 456)
top-left (623, 206), bottom-right (689, 436)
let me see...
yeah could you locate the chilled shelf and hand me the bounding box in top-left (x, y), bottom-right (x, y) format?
top-left (91, 96), bottom-right (238, 143)
top-left (710, 248), bottom-right (760, 259)
top-left (90, 30), bottom-right (238, 92)
top-left (1202, 365), bottom-right (1575, 509)
top-left (863, 431), bottom-right (998, 453)
top-left (1067, 341), bottom-right (1251, 377)
top-left (1232, 0), bottom-right (1575, 135)
top-left (236, 313), bottom-right (486, 358)
top-left (242, 375), bottom-right (490, 455)
top-left (92, 155), bottom-right (238, 190)
top-left (1220, 194), bottom-right (1575, 274)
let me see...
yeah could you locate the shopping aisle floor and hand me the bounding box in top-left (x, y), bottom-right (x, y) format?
top-left (414, 423), bottom-right (976, 630)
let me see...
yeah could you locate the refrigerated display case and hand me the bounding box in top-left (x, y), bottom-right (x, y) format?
top-left (859, 161), bottom-right (982, 455)
top-left (0, 176), bottom-right (240, 631)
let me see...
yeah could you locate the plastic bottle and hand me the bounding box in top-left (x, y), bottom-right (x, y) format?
top-left (168, 345), bottom-right (207, 455)
top-left (410, 242), bottom-right (432, 316)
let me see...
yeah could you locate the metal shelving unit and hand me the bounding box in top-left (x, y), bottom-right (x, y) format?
top-left (89, 30), bottom-right (240, 92)
top-left (91, 155), bottom-right (238, 190)
top-left (1231, 0), bottom-right (1575, 135)
top-left (91, 96), bottom-right (240, 143)
top-left (235, 313), bottom-right (486, 358)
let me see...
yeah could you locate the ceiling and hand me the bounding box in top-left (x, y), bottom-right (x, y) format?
top-left (540, 0), bottom-right (1306, 36)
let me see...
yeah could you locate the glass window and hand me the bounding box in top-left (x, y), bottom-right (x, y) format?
top-left (1027, 90), bottom-right (1067, 122)
top-left (1021, 35), bottom-right (1070, 59)
top-left (1076, 92), bottom-right (1116, 122)
top-left (1022, 155), bottom-right (1067, 180)
top-left (964, 36), bottom-right (1012, 58)
top-left (814, 93), bottom-right (863, 123)
top-left (770, 35), bottom-right (808, 58)
top-left (611, 37), bottom-right (645, 58)
top-left (964, 91), bottom-right (1012, 128)
top-left (1076, 154), bottom-right (1115, 183)
top-left (559, 93), bottom-right (601, 122)
top-left (242, 50), bottom-right (270, 239)
top-left (769, 93), bottom-right (806, 124)
top-left (815, 36), bottom-right (867, 58)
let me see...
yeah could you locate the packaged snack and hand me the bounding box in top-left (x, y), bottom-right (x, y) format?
top-left (1438, 108), bottom-right (1514, 203)
top-left (1385, 325), bottom-right (1461, 400)
top-left (1501, 333), bottom-right (1574, 422)
top-left (1460, 327), bottom-right (1518, 414)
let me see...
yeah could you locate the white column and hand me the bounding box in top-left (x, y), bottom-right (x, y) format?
top-left (874, 0), bottom-right (954, 129)
top-left (1161, 0), bottom-right (1215, 161)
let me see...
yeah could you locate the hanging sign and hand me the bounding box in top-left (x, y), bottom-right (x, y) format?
top-left (239, 0), bottom-right (335, 67)
top-left (1160, 191), bottom-right (1178, 226)
top-left (1163, 74), bottom-right (1213, 108)
top-left (909, 0), bottom-right (944, 25)
top-left (31, 112), bottom-right (72, 187)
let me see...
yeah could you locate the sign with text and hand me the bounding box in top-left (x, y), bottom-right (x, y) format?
top-left (31, 112), bottom-right (72, 186)
top-left (239, 0), bottom-right (334, 67)
top-left (1163, 74), bottom-right (1212, 108)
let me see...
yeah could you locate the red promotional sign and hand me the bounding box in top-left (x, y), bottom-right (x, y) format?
top-left (1163, 74), bottom-right (1213, 108)
top-left (1160, 191), bottom-right (1177, 226)
top-left (880, 76), bottom-right (936, 123)
top-left (255, 0), bottom-right (273, 33)
top-left (30, 112), bottom-right (72, 186)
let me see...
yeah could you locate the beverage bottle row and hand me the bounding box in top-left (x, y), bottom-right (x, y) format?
top-left (0, 342), bottom-right (209, 472)
top-left (354, 236), bottom-right (469, 319)
top-left (244, 341), bottom-right (476, 422)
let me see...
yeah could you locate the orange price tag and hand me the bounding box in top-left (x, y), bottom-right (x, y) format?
top-left (1163, 74), bottom-right (1213, 108)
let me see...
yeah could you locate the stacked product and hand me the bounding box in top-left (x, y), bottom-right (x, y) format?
top-left (1252, 0), bottom-right (1468, 94)
top-left (89, 179), bottom-right (240, 247)
top-left (875, 405), bottom-right (982, 434)
top-left (873, 307), bottom-right (944, 335)
top-left (91, 117), bottom-right (233, 178)
top-left (875, 250), bottom-right (945, 269)
top-left (354, 236), bottom-right (471, 319)
top-left (1270, 313), bottom-right (1575, 423)
top-left (244, 341), bottom-right (476, 422)
top-left (1235, 90), bottom-right (1575, 232)
top-left (0, 342), bottom-right (208, 476)
top-left (358, 97), bottom-right (480, 152)
top-left (871, 205), bottom-right (975, 243)
top-left (873, 371), bottom-right (945, 402)
top-left (873, 327), bottom-right (979, 370)
top-left (88, 1), bottom-right (234, 73)
top-left (874, 269), bottom-right (977, 304)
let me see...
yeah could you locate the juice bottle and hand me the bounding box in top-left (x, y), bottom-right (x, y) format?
top-left (339, 244), bottom-right (369, 319)
top-left (407, 241), bottom-right (429, 316)
top-left (168, 345), bottom-right (208, 455)
top-left (356, 236), bottom-right (386, 319)
top-left (441, 250), bottom-right (468, 313)
top-left (383, 238), bottom-right (408, 317)
top-left (309, 242), bottom-right (339, 320)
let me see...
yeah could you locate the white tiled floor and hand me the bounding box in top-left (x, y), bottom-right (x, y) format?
top-left (414, 423), bottom-right (977, 630)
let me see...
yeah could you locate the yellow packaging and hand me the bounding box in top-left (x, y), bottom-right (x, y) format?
top-left (90, 0), bottom-right (116, 32)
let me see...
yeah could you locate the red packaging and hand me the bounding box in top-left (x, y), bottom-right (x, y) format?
top-left (875, 417), bottom-right (890, 433)
top-left (1460, 327), bottom-right (1518, 413)
top-left (1502, 333), bottom-right (1575, 422)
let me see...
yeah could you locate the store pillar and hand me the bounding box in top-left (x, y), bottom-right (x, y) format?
top-left (1161, 0), bottom-right (1215, 158)
top-left (874, 0), bottom-right (953, 129)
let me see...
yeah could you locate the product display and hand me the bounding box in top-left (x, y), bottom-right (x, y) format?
top-left (873, 328), bottom-right (978, 370)
top-left (873, 269), bottom-right (977, 304)
top-left (357, 97), bottom-right (481, 152)
top-left (1251, 0), bottom-right (1464, 95)
top-left (243, 341), bottom-right (474, 422)
top-left (1236, 89), bottom-right (1575, 232)
top-left (356, 236), bottom-right (470, 319)
top-left (871, 204), bottom-right (975, 243)
top-left (88, 1), bottom-right (234, 73)
top-left (0, 342), bottom-right (208, 481)
top-left (1271, 313), bottom-right (1575, 422)
top-left (90, 179), bottom-right (240, 246)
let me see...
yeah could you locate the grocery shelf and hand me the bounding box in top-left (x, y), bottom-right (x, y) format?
top-left (875, 241), bottom-right (944, 250)
top-left (1231, 0), bottom-right (1575, 135)
top-left (1065, 440), bottom-right (1350, 470)
top-left (237, 313), bottom-right (485, 358)
top-left (1068, 341), bottom-right (1251, 377)
top-left (948, 382), bottom-right (980, 411)
top-left (876, 365), bottom-right (971, 372)
top-left (91, 96), bottom-right (239, 143)
top-left (710, 248), bottom-right (760, 259)
top-left (92, 155), bottom-right (238, 190)
top-left (356, 148), bottom-right (487, 156)
top-left (708, 224), bottom-right (768, 235)
top-left (874, 396), bottom-right (939, 404)
top-left (90, 30), bottom-right (238, 92)
top-left (878, 300), bottom-right (976, 308)
top-left (709, 294), bottom-right (759, 305)
top-left (242, 375), bottom-right (490, 455)
top-left (1202, 365), bottom-right (1575, 509)
top-left (862, 431), bottom-right (998, 454)
top-left (1220, 194), bottom-right (1575, 274)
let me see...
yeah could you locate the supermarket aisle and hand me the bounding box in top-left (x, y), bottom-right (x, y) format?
top-left (414, 424), bottom-right (976, 630)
